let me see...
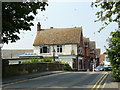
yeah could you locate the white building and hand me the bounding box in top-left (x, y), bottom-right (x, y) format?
top-left (33, 22), bottom-right (85, 70)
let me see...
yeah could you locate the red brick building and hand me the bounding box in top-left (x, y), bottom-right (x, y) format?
top-left (83, 37), bottom-right (90, 70)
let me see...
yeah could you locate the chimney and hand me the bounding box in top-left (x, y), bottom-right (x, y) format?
top-left (50, 27), bottom-right (54, 29)
top-left (37, 22), bottom-right (41, 31)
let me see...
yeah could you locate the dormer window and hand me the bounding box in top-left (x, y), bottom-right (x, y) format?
top-left (57, 45), bottom-right (62, 53)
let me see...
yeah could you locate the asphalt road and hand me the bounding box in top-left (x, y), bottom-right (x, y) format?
top-left (2, 71), bottom-right (108, 89)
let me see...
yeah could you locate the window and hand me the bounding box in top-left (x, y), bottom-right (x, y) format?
top-left (84, 42), bottom-right (88, 47)
top-left (57, 45), bottom-right (62, 53)
top-left (40, 45), bottom-right (50, 53)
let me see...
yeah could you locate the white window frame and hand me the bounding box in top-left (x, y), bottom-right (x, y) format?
top-left (57, 45), bottom-right (62, 53)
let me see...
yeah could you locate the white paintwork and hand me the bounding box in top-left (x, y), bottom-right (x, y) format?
top-left (33, 44), bottom-right (78, 68)
top-left (33, 46), bottom-right (40, 55)
top-left (58, 55), bottom-right (76, 68)
top-left (33, 44), bottom-right (77, 57)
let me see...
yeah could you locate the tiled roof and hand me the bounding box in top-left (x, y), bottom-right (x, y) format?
top-left (33, 27), bottom-right (83, 46)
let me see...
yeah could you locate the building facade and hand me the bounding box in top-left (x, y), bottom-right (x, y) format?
top-left (33, 22), bottom-right (100, 71)
top-left (33, 22), bottom-right (85, 70)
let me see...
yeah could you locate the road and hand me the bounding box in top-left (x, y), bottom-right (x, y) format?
top-left (2, 71), bottom-right (109, 89)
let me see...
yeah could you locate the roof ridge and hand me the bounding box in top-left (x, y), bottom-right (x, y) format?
top-left (41, 27), bottom-right (82, 30)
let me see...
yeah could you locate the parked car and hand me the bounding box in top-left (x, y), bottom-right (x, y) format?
top-left (103, 55), bottom-right (112, 71)
top-left (94, 65), bottom-right (104, 71)
top-left (103, 65), bottom-right (112, 71)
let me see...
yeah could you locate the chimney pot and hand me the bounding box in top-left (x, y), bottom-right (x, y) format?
top-left (50, 27), bottom-right (54, 29)
top-left (37, 22), bottom-right (41, 31)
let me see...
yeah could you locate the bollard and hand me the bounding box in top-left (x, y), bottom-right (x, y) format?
top-left (92, 64), bottom-right (94, 72)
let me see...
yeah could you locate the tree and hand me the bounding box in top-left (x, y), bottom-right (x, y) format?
top-left (92, 1), bottom-right (120, 32)
top-left (2, 2), bottom-right (48, 44)
top-left (92, 1), bottom-right (120, 81)
top-left (107, 31), bottom-right (120, 81)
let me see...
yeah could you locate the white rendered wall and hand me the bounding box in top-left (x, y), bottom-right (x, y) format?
top-left (33, 44), bottom-right (77, 56)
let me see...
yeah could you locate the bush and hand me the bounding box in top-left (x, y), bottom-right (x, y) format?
top-left (60, 62), bottom-right (72, 71)
top-left (111, 64), bottom-right (120, 81)
top-left (31, 58), bottom-right (40, 63)
top-left (107, 30), bottom-right (120, 81)
top-left (64, 63), bottom-right (72, 71)
top-left (40, 58), bottom-right (53, 62)
top-left (22, 58), bottom-right (41, 64)
top-left (22, 58), bottom-right (53, 64)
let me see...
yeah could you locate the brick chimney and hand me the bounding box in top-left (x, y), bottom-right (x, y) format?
top-left (37, 22), bottom-right (41, 31)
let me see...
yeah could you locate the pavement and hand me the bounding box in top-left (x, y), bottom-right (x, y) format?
top-left (2, 71), bottom-right (64, 85)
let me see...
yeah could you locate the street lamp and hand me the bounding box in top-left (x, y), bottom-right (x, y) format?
top-left (53, 46), bottom-right (56, 62)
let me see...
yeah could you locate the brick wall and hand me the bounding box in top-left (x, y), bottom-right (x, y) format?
top-left (2, 62), bottom-right (64, 78)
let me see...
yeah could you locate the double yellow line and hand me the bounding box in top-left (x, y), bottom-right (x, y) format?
top-left (91, 72), bottom-right (108, 90)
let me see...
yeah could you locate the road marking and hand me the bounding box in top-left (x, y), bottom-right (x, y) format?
top-left (101, 72), bottom-right (111, 89)
top-left (101, 82), bottom-right (106, 89)
top-left (91, 73), bottom-right (106, 90)
top-left (91, 72), bottom-right (108, 90)
top-left (96, 73), bottom-right (108, 89)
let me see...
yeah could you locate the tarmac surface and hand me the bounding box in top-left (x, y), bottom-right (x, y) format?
top-left (1, 71), bottom-right (120, 89)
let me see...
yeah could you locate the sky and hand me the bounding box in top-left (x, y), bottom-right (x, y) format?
top-left (2, 1), bottom-right (118, 54)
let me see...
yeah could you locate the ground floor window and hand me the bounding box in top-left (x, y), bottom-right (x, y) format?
top-left (40, 45), bottom-right (50, 53)
top-left (57, 45), bottom-right (62, 53)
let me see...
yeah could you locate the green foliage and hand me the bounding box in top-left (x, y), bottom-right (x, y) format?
top-left (92, 1), bottom-right (120, 81)
top-left (22, 58), bottom-right (53, 64)
top-left (31, 58), bottom-right (40, 63)
top-left (60, 62), bottom-right (72, 71)
top-left (40, 58), bottom-right (53, 62)
top-left (2, 2), bottom-right (48, 43)
top-left (64, 63), bottom-right (72, 71)
top-left (92, 1), bottom-right (120, 31)
top-left (107, 30), bottom-right (120, 81)
top-left (22, 58), bottom-right (41, 64)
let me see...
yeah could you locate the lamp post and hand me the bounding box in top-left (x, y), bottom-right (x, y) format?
top-left (53, 46), bottom-right (56, 62)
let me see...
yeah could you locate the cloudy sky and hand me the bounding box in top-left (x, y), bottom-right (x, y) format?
top-left (2, 0), bottom-right (118, 54)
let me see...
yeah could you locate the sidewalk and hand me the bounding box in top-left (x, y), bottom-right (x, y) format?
top-left (2, 71), bottom-right (64, 84)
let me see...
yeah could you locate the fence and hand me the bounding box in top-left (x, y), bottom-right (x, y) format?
top-left (2, 60), bottom-right (64, 78)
